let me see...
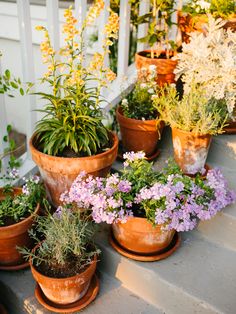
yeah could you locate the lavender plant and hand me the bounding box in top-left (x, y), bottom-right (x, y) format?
top-left (60, 152), bottom-right (236, 232)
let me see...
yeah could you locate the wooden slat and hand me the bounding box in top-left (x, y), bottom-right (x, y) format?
top-left (46, 0), bottom-right (60, 51)
top-left (117, 0), bottom-right (131, 77)
top-left (137, 0), bottom-right (150, 52)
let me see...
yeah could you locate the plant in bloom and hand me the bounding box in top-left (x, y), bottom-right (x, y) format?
top-left (0, 176), bottom-right (46, 226)
top-left (34, 2), bottom-right (119, 157)
top-left (61, 152), bottom-right (235, 232)
top-left (121, 65), bottom-right (159, 120)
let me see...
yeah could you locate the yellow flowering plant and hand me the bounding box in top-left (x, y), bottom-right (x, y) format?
top-left (34, 2), bottom-right (119, 157)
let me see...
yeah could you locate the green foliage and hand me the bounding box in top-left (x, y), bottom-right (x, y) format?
top-left (20, 208), bottom-right (99, 274)
top-left (182, 0), bottom-right (236, 19)
top-left (0, 177), bottom-right (46, 226)
top-left (152, 83), bottom-right (228, 135)
top-left (34, 88), bottom-right (109, 156)
top-left (137, 0), bottom-right (177, 57)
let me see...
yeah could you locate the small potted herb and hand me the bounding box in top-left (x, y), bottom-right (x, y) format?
top-left (21, 208), bottom-right (99, 308)
top-left (30, 3), bottom-right (119, 206)
top-left (60, 152), bottom-right (235, 258)
top-left (0, 174), bottom-right (45, 268)
top-left (135, 0), bottom-right (178, 86)
top-left (116, 65), bottom-right (164, 157)
top-left (152, 83), bottom-right (228, 174)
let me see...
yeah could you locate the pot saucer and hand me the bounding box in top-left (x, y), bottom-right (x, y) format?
top-left (117, 141), bottom-right (160, 162)
top-left (109, 232), bottom-right (181, 262)
top-left (0, 261), bottom-right (29, 271)
top-left (223, 126), bottom-right (236, 134)
top-left (35, 274), bottom-right (99, 313)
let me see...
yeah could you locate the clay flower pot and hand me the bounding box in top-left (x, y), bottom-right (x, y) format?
top-left (0, 188), bottom-right (40, 266)
top-left (30, 132), bottom-right (118, 207)
top-left (116, 106), bottom-right (164, 157)
top-left (112, 217), bottom-right (175, 254)
top-left (172, 128), bottom-right (212, 175)
top-left (30, 253), bottom-right (97, 305)
top-left (135, 50), bottom-right (177, 86)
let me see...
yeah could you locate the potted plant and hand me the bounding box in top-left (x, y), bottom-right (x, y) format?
top-left (178, 0), bottom-right (236, 43)
top-left (152, 83), bottom-right (228, 174)
top-left (30, 3), bottom-right (119, 207)
top-left (21, 207), bottom-right (99, 311)
top-left (174, 16), bottom-right (236, 133)
top-left (135, 0), bottom-right (178, 86)
top-left (0, 173), bottom-right (45, 268)
top-left (116, 65), bottom-right (164, 158)
top-left (60, 152), bottom-right (235, 260)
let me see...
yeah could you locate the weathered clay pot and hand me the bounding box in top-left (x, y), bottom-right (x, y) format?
top-left (116, 106), bottom-right (164, 157)
top-left (135, 50), bottom-right (177, 86)
top-left (112, 217), bottom-right (175, 254)
top-left (30, 132), bottom-right (118, 207)
top-left (172, 128), bottom-right (212, 175)
top-left (0, 188), bottom-right (39, 266)
top-left (30, 253), bottom-right (97, 305)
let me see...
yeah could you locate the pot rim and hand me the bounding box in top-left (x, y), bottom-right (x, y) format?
top-left (135, 49), bottom-right (177, 60)
top-left (171, 127), bottom-right (212, 138)
top-left (30, 245), bottom-right (97, 281)
top-left (29, 131), bottom-right (119, 162)
top-left (0, 188), bottom-right (40, 231)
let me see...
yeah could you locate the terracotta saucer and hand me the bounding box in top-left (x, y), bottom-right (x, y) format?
top-left (109, 232), bottom-right (181, 262)
top-left (223, 126), bottom-right (236, 134)
top-left (0, 261), bottom-right (29, 271)
top-left (35, 274), bottom-right (99, 313)
top-left (117, 141), bottom-right (161, 162)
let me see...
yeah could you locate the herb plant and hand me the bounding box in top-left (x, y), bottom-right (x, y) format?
top-left (152, 83), bottom-right (228, 135)
top-left (34, 3), bottom-right (119, 157)
top-left (138, 0), bottom-right (177, 59)
top-left (60, 152), bottom-right (235, 231)
top-left (21, 207), bottom-right (99, 278)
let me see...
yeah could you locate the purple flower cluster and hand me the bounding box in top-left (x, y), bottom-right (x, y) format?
top-left (61, 172), bottom-right (133, 224)
top-left (123, 151), bottom-right (146, 167)
top-left (22, 175), bottom-right (41, 195)
top-left (136, 169), bottom-right (236, 232)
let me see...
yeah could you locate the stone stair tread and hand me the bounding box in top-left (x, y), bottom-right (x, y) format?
top-left (96, 226), bottom-right (236, 314)
top-left (0, 268), bottom-right (160, 314)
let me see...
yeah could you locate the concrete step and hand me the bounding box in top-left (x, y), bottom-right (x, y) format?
top-left (97, 226), bottom-right (236, 314)
top-left (0, 269), bottom-right (160, 314)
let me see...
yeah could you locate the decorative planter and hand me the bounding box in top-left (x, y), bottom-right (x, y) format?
top-left (116, 106), bottom-right (164, 157)
top-left (0, 188), bottom-right (39, 267)
top-left (30, 253), bottom-right (97, 305)
top-left (112, 217), bottom-right (175, 255)
top-left (30, 132), bottom-right (118, 207)
top-left (135, 50), bottom-right (177, 86)
top-left (172, 128), bottom-right (212, 175)
top-left (178, 12), bottom-right (236, 44)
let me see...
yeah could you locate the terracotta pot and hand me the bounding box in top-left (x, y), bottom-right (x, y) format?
top-left (112, 217), bottom-right (175, 254)
top-left (135, 50), bottom-right (177, 86)
top-left (29, 132), bottom-right (118, 207)
top-left (178, 12), bottom-right (236, 44)
top-left (172, 128), bottom-right (212, 175)
top-left (30, 253), bottom-right (97, 305)
top-left (116, 106), bottom-right (164, 157)
top-left (0, 188), bottom-right (40, 266)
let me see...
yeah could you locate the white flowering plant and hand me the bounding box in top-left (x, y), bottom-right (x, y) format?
top-left (174, 16), bottom-right (236, 118)
top-left (121, 65), bottom-right (159, 120)
top-left (0, 176), bottom-right (45, 226)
